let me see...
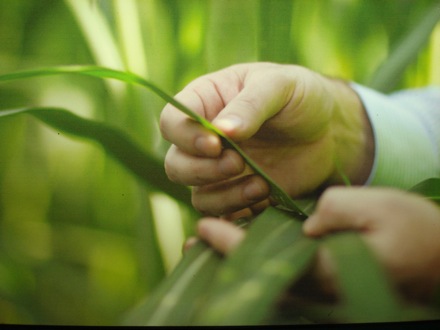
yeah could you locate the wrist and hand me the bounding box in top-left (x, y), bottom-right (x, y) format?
top-left (327, 79), bottom-right (375, 186)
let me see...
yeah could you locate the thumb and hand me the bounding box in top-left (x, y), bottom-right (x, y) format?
top-left (303, 187), bottom-right (371, 237)
top-left (212, 71), bottom-right (294, 141)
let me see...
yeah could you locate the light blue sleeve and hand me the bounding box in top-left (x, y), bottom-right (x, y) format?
top-left (351, 84), bottom-right (440, 189)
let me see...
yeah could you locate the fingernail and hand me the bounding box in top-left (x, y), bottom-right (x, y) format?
top-left (195, 135), bottom-right (220, 156)
top-left (214, 115), bottom-right (243, 133)
top-left (219, 152), bottom-right (244, 176)
top-left (244, 180), bottom-right (268, 202)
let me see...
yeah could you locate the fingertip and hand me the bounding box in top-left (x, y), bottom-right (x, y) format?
top-left (213, 115), bottom-right (244, 138)
top-left (197, 218), bottom-right (217, 240)
top-left (197, 218), bottom-right (245, 254)
top-left (219, 149), bottom-right (246, 177)
top-left (303, 215), bottom-right (321, 237)
top-left (197, 218), bottom-right (209, 236)
top-left (243, 176), bottom-right (270, 203)
top-left (194, 134), bottom-right (222, 157)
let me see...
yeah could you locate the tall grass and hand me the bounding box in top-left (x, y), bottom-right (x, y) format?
top-left (0, 0), bottom-right (438, 325)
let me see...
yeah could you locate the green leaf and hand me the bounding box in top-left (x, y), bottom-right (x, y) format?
top-left (0, 107), bottom-right (191, 206)
top-left (322, 233), bottom-right (403, 322)
top-left (0, 65), bottom-right (307, 218)
top-left (125, 207), bottom-right (315, 326)
top-left (317, 233), bottom-right (440, 323)
top-left (195, 208), bottom-right (317, 325)
top-left (369, 2), bottom-right (440, 92)
top-left (410, 178), bottom-right (440, 205)
top-left (122, 241), bottom-right (222, 326)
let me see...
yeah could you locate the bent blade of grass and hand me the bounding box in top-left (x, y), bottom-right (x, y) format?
top-left (0, 66), bottom-right (307, 219)
top-left (0, 107), bottom-right (191, 206)
top-left (195, 208), bottom-right (318, 325)
top-left (122, 241), bottom-right (222, 326)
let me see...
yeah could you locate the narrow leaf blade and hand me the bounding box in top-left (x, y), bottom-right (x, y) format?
top-left (323, 233), bottom-right (403, 322)
top-left (0, 107), bottom-right (192, 206)
top-left (0, 66), bottom-right (307, 218)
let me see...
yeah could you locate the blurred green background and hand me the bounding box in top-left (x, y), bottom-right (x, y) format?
top-left (0, 0), bottom-right (438, 325)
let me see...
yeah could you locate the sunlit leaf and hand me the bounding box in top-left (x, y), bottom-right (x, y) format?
top-left (0, 65), bottom-right (307, 218)
top-left (0, 107), bottom-right (191, 206)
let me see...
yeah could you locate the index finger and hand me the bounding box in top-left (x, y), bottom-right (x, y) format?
top-left (160, 87), bottom-right (223, 158)
top-left (160, 67), bottom-right (244, 157)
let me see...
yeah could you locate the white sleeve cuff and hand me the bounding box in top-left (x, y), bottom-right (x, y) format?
top-left (351, 84), bottom-right (439, 189)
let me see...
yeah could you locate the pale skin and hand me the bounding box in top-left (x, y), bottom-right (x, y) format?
top-left (160, 62), bottom-right (440, 302)
top-left (160, 62), bottom-right (374, 218)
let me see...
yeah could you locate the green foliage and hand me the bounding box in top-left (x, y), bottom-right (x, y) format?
top-left (122, 208), bottom-right (317, 326)
top-left (369, 2), bottom-right (440, 92)
top-left (0, 64), bottom-right (307, 216)
top-left (0, 0), bottom-right (439, 326)
top-left (410, 178), bottom-right (440, 205)
top-left (124, 196), bottom-right (440, 325)
top-left (194, 208), bottom-right (317, 325)
top-left (123, 240), bottom-right (222, 326)
top-left (0, 106), bottom-right (190, 206)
